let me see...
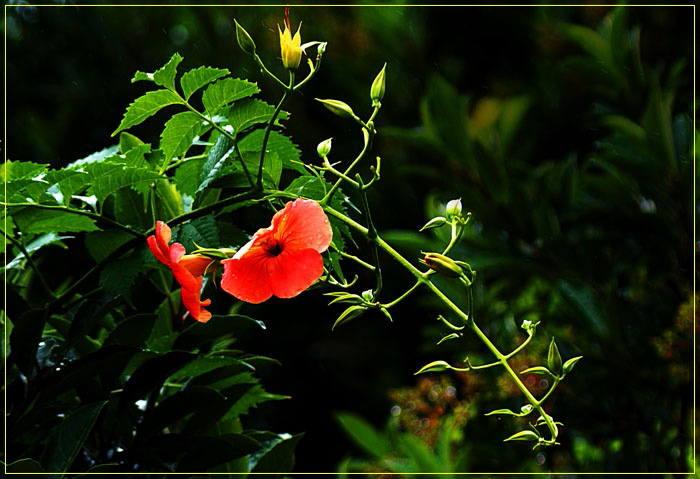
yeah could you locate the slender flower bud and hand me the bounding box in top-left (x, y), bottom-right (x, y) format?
top-left (315, 98), bottom-right (357, 119)
top-left (445, 198), bottom-right (463, 220)
top-left (370, 63), bottom-right (387, 107)
top-left (422, 252), bottom-right (464, 278)
top-left (234, 19), bottom-right (256, 55)
top-left (317, 138), bottom-right (332, 157)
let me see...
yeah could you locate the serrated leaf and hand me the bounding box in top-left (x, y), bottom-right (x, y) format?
top-left (238, 129), bottom-right (305, 174)
top-left (12, 208), bottom-right (99, 234)
top-left (66, 145), bottom-right (120, 169)
top-left (153, 52), bottom-right (183, 91)
top-left (160, 111), bottom-right (205, 162)
top-left (87, 164), bottom-right (163, 204)
top-left (131, 70), bottom-right (154, 83)
top-left (112, 89), bottom-right (182, 136)
top-left (503, 430), bottom-right (540, 442)
top-left (177, 215), bottom-right (219, 249)
top-left (175, 158), bottom-right (204, 197)
top-left (414, 360), bottom-right (451, 375)
top-left (202, 78), bottom-right (259, 116)
top-left (181, 66), bottom-right (230, 101)
top-left (562, 356), bottom-right (583, 375)
top-left (198, 134), bottom-right (234, 193)
top-left (228, 98), bottom-right (289, 135)
top-left (119, 131), bottom-right (145, 154)
top-left (1, 160), bottom-right (48, 181)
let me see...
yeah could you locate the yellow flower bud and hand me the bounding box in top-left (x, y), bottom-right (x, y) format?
top-left (279, 21), bottom-right (303, 70)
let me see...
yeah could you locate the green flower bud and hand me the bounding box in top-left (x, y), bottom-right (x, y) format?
top-left (315, 98), bottom-right (357, 120)
top-left (317, 138), bottom-right (332, 157)
top-left (422, 252), bottom-right (464, 278)
top-left (370, 63), bottom-right (387, 107)
top-left (234, 19), bottom-right (256, 55)
top-left (445, 198), bottom-right (463, 220)
top-left (548, 337), bottom-right (563, 377)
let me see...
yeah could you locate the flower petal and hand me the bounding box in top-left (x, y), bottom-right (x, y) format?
top-left (269, 248), bottom-right (324, 299)
top-left (272, 199), bottom-right (332, 253)
top-left (170, 243), bottom-right (212, 323)
top-left (147, 221), bottom-right (172, 266)
top-left (221, 250), bottom-right (275, 304)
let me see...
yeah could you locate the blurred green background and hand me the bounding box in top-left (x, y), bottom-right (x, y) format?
top-left (6, 2), bottom-right (695, 474)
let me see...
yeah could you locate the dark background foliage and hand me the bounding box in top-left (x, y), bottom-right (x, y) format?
top-left (5, 2), bottom-right (695, 474)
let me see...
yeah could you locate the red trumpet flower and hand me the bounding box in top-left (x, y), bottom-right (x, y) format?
top-left (221, 199), bottom-right (332, 304)
top-left (147, 221), bottom-right (214, 323)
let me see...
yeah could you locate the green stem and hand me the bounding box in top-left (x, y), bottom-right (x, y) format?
top-left (382, 280), bottom-right (422, 309)
top-left (468, 319), bottom-right (558, 443)
top-left (333, 248), bottom-right (376, 271)
top-left (321, 106), bottom-right (380, 205)
top-left (357, 175), bottom-right (382, 297)
top-left (254, 53), bottom-right (288, 90)
top-left (312, 199), bottom-right (559, 444)
top-left (256, 73), bottom-right (292, 191)
top-left (536, 376), bottom-right (561, 405)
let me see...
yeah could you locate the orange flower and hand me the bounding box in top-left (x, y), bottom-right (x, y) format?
top-left (221, 199), bottom-right (332, 304)
top-left (147, 221), bottom-right (214, 323)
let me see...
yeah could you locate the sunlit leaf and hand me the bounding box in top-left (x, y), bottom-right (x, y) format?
top-left (181, 66), bottom-right (230, 101)
top-left (112, 89), bottom-right (182, 136)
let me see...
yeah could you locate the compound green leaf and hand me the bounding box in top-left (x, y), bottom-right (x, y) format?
top-left (112, 89), bottom-right (182, 136)
top-left (202, 78), bottom-right (259, 116)
top-left (153, 52), bottom-right (183, 91)
top-left (181, 66), bottom-right (230, 101)
top-left (161, 111), bottom-right (205, 162)
top-left (228, 98), bottom-right (289, 135)
top-left (87, 164), bottom-right (163, 204)
top-left (12, 208), bottom-right (99, 234)
top-left (197, 134), bottom-right (234, 193)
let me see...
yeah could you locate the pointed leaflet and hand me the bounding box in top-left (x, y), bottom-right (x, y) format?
top-left (153, 52), bottom-right (183, 91)
top-left (12, 208), bottom-right (99, 234)
top-left (131, 52), bottom-right (183, 89)
top-left (202, 78), bottom-right (259, 116)
top-left (197, 134), bottom-right (234, 193)
top-left (87, 163), bottom-right (163, 204)
top-left (160, 111), bottom-right (206, 162)
top-left (112, 89), bottom-right (182, 136)
top-left (180, 66), bottom-right (230, 101)
top-left (238, 129), bottom-right (305, 174)
top-left (228, 98), bottom-right (289, 135)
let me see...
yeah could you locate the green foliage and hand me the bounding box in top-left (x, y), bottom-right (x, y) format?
top-left (4, 47), bottom-right (326, 474)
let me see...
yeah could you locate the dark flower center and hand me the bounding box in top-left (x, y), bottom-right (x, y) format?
top-left (263, 239), bottom-right (284, 257)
